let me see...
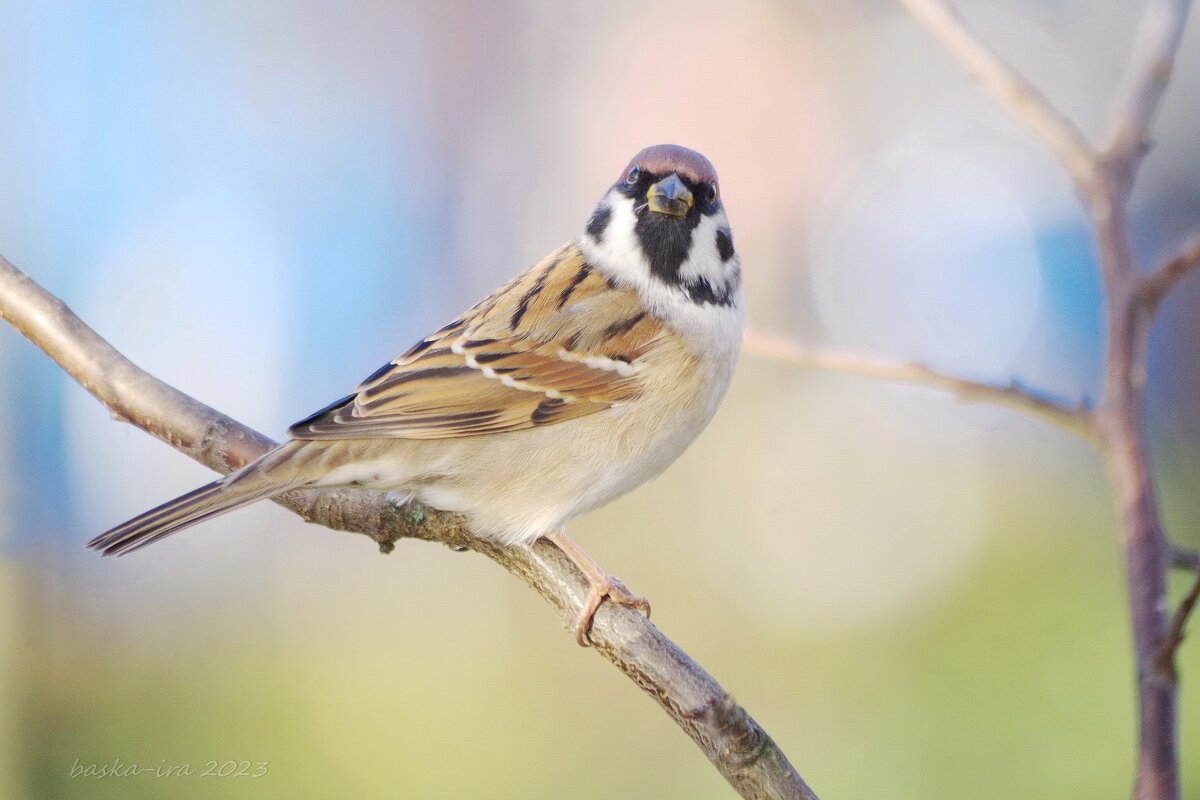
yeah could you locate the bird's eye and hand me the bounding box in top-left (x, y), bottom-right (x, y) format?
top-left (625, 166), bottom-right (640, 185)
top-left (706, 183), bottom-right (719, 203)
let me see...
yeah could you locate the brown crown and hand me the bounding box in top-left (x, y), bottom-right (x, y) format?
top-left (623, 144), bottom-right (717, 186)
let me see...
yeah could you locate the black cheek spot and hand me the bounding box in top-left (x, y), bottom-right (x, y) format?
top-left (586, 206), bottom-right (612, 241)
top-left (716, 228), bottom-right (734, 262)
top-left (688, 278), bottom-right (719, 305)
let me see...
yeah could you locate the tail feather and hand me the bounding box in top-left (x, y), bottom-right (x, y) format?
top-left (88, 461), bottom-right (304, 556)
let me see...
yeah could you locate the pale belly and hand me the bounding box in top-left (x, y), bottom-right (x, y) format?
top-left (405, 389), bottom-right (722, 546)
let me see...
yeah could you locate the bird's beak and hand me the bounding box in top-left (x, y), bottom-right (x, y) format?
top-left (646, 173), bottom-right (694, 218)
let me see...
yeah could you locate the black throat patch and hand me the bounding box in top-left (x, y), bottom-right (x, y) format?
top-left (634, 209), bottom-right (702, 285)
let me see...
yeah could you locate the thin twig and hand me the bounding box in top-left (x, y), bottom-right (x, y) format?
top-left (1170, 546), bottom-right (1200, 572)
top-left (744, 329), bottom-right (1095, 439)
top-left (1101, 0), bottom-right (1192, 193)
top-left (894, 0), bottom-right (1099, 193)
top-left (1139, 236), bottom-right (1200, 312)
top-left (0, 253), bottom-right (818, 800)
top-left (1153, 567), bottom-right (1200, 681)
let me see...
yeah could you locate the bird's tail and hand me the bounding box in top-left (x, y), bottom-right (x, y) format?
top-left (86, 442), bottom-right (309, 557)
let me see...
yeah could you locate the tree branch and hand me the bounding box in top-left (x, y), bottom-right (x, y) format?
top-left (0, 253), bottom-right (817, 800)
top-left (895, 2), bottom-right (1193, 797)
top-left (743, 329), bottom-right (1095, 439)
top-left (1153, 566), bottom-right (1200, 681)
top-left (1101, 0), bottom-right (1192, 193)
top-left (1139, 236), bottom-right (1200, 312)
top-left (1170, 546), bottom-right (1200, 572)
top-left (894, 0), bottom-right (1099, 193)
top-left (1088, 7), bottom-right (1191, 800)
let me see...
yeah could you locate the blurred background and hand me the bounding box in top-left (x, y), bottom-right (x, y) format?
top-left (1, 1), bottom-right (1198, 797)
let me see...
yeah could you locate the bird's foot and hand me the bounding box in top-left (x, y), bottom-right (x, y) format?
top-left (544, 529), bottom-right (651, 646)
top-left (574, 573), bottom-right (651, 646)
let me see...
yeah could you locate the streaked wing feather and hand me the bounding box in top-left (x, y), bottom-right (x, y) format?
top-left (289, 243), bottom-right (665, 441)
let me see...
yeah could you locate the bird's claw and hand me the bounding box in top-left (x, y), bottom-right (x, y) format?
top-left (573, 574), bottom-right (651, 646)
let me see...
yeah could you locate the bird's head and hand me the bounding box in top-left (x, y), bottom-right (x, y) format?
top-left (580, 144), bottom-right (740, 311)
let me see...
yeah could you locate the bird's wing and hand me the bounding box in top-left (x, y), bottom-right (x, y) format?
top-left (289, 243), bottom-right (666, 440)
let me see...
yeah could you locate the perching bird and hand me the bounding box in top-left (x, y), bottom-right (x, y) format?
top-left (89, 144), bottom-right (744, 644)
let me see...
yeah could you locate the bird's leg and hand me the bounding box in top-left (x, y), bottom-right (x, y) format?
top-left (544, 529), bottom-right (651, 646)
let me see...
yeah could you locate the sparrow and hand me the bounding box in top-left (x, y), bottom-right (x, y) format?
top-left (88, 144), bottom-right (744, 645)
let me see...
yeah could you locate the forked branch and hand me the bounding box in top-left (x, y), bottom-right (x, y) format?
top-left (1154, 567), bottom-right (1200, 681)
top-left (892, 1), bottom-right (1194, 799)
top-left (1102, 0), bottom-right (1192, 191)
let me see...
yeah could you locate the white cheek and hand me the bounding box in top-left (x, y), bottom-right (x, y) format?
top-left (583, 191), bottom-right (650, 287)
top-left (677, 211), bottom-right (737, 287)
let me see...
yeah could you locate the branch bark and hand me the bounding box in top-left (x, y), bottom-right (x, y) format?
top-left (0, 253), bottom-right (817, 800)
top-left (743, 329), bottom-right (1095, 439)
top-left (894, 0), bottom-right (1099, 192)
top-left (1139, 236), bottom-right (1200, 312)
top-left (1090, 6), bottom-right (1191, 798)
top-left (1101, 0), bottom-right (1192, 194)
top-left (1154, 566), bottom-right (1200, 681)
top-left (1170, 546), bottom-right (1200, 572)
top-left (894, 2), bottom-right (1194, 798)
